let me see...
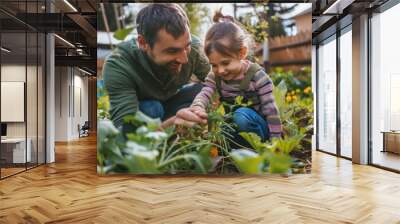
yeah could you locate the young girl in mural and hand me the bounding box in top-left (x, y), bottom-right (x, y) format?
top-left (191, 11), bottom-right (282, 145)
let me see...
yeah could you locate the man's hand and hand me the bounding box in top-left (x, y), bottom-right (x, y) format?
top-left (174, 106), bottom-right (208, 127)
top-left (160, 116), bottom-right (176, 129)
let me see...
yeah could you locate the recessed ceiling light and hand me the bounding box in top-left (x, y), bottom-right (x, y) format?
top-left (78, 68), bottom-right (92, 76)
top-left (54, 34), bottom-right (75, 48)
top-left (63, 0), bottom-right (78, 12)
top-left (1, 47), bottom-right (11, 53)
top-left (323, 0), bottom-right (354, 15)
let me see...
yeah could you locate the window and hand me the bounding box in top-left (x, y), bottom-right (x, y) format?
top-left (317, 35), bottom-right (337, 154)
top-left (0, 0), bottom-right (47, 179)
top-left (339, 27), bottom-right (352, 158)
top-left (371, 2), bottom-right (400, 171)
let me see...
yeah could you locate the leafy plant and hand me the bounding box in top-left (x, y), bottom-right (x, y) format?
top-left (97, 119), bottom-right (123, 174)
top-left (97, 68), bottom-right (313, 174)
top-left (179, 3), bottom-right (210, 36)
top-left (98, 112), bottom-right (213, 174)
top-left (230, 131), bottom-right (304, 174)
top-left (113, 27), bottom-right (135, 41)
top-left (97, 95), bottom-right (110, 120)
top-left (271, 76), bottom-right (313, 173)
top-left (230, 149), bottom-right (264, 174)
top-left (97, 81), bottom-right (110, 120)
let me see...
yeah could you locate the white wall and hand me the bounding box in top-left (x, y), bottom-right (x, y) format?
top-left (1, 65), bottom-right (26, 141)
top-left (1, 64), bottom-right (46, 164)
top-left (55, 67), bottom-right (69, 141)
top-left (46, 33), bottom-right (55, 163)
top-left (54, 67), bottom-right (89, 141)
top-left (1, 65), bottom-right (36, 138)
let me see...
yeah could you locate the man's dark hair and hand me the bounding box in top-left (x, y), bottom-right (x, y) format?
top-left (136, 3), bottom-right (189, 48)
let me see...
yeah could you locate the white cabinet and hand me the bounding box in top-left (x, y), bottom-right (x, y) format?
top-left (1, 138), bottom-right (32, 163)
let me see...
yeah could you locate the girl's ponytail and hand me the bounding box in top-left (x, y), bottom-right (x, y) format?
top-left (205, 9), bottom-right (254, 58)
top-left (212, 9), bottom-right (234, 23)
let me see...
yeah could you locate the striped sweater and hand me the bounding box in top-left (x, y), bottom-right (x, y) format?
top-left (192, 60), bottom-right (282, 138)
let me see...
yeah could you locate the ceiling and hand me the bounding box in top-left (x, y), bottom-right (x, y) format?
top-left (311, 0), bottom-right (390, 43)
top-left (0, 0), bottom-right (96, 74)
top-left (3, 0), bottom-right (393, 72)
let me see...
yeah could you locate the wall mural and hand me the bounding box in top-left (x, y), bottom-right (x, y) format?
top-left (97, 3), bottom-right (313, 175)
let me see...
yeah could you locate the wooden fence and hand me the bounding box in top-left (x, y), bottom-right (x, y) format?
top-left (256, 31), bottom-right (312, 72)
top-left (97, 31), bottom-right (312, 79)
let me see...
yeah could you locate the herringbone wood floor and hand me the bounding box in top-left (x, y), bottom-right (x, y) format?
top-left (0, 135), bottom-right (400, 224)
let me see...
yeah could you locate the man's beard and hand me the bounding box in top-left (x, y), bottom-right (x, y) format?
top-left (146, 54), bottom-right (182, 76)
top-left (165, 62), bottom-right (182, 75)
top-left (152, 61), bottom-right (182, 76)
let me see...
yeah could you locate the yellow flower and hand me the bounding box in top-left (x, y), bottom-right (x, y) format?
top-left (304, 87), bottom-right (311, 94)
top-left (286, 95), bottom-right (292, 102)
top-left (259, 20), bottom-right (268, 29)
top-left (292, 95), bottom-right (297, 101)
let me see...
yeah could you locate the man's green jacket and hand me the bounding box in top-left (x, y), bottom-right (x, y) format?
top-left (103, 35), bottom-right (210, 127)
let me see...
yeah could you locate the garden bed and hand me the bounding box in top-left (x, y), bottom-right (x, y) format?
top-left (97, 69), bottom-right (313, 175)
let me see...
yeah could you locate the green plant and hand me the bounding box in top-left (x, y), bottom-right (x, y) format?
top-left (98, 112), bottom-right (215, 174)
top-left (272, 78), bottom-right (313, 173)
top-left (230, 131), bottom-right (304, 174)
top-left (97, 81), bottom-right (110, 120)
top-left (113, 27), bottom-right (134, 41)
top-left (97, 73), bottom-right (313, 174)
top-left (97, 95), bottom-right (110, 120)
top-left (271, 67), bottom-right (312, 104)
top-left (174, 99), bottom-right (239, 174)
top-left (230, 149), bottom-right (264, 174)
top-left (97, 119), bottom-right (123, 174)
top-left (179, 3), bottom-right (209, 37)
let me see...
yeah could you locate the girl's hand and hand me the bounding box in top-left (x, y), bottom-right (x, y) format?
top-left (191, 105), bottom-right (206, 116)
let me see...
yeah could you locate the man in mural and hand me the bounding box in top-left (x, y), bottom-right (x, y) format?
top-left (103, 3), bottom-right (210, 133)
